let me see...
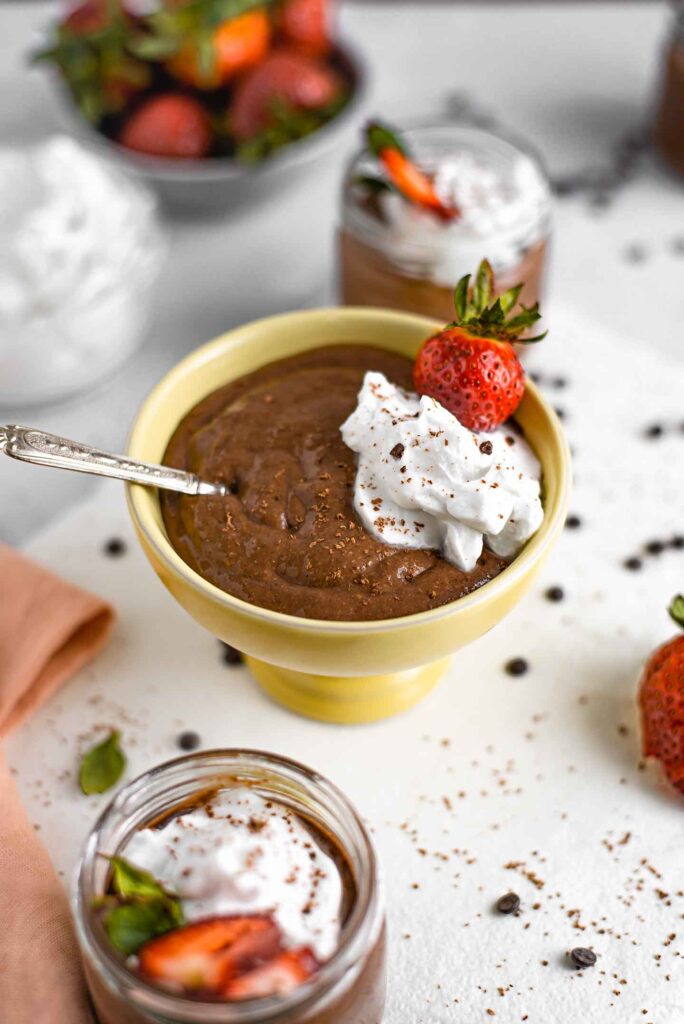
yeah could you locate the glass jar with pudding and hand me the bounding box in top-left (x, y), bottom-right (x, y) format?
top-left (654, 3), bottom-right (684, 176)
top-left (338, 123), bottom-right (553, 321)
top-left (75, 750), bottom-right (386, 1024)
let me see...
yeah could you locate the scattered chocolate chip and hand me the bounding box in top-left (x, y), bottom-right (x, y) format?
top-left (545, 586), bottom-right (565, 603)
top-left (221, 643), bottom-right (243, 666)
top-left (505, 658), bottom-right (529, 677)
top-left (624, 557), bottom-right (642, 571)
top-left (570, 947), bottom-right (597, 969)
top-left (495, 892), bottom-right (520, 915)
top-left (479, 440), bottom-right (494, 455)
top-left (644, 424), bottom-right (663, 439)
top-left (552, 376), bottom-right (567, 389)
top-left (177, 731), bottom-right (201, 751)
top-left (529, 372), bottom-right (541, 384)
top-left (554, 407), bottom-right (566, 420)
top-left (646, 540), bottom-right (665, 556)
top-left (390, 443), bottom-right (405, 460)
top-left (103, 538), bottom-right (126, 557)
top-left (671, 236), bottom-right (684, 256)
top-left (671, 535), bottom-right (684, 550)
top-left (624, 243), bottom-right (647, 263)
top-left (565, 514), bottom-right (582, 530)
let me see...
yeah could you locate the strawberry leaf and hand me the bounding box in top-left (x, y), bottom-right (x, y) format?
top-left (448, 262), bottom-right (548, 343)
top-left (366, 120), bottom-right (407, 158)
top-left (669, 595), bottom-right (684, 630)
top-left (106, 856), bottom-right (169, 900)
top-left (79, 730), bottom-right (125, 795)
top-left (104, 898), bottom-right (180, 956)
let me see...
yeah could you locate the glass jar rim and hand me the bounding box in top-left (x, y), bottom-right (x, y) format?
top-left (75, 749), bottom-right (383, 1023)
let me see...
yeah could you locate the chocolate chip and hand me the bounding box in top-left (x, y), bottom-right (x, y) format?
top-left (221, 643), bottom-right (243, 666)
top-left (670, 236), bottom-right (684, 256)
top-left (495, 892), bottom-right (520, 915)
top-left (646, 540), bottom-right (665, 556)
top-left (565, 514), bottom-right (582, 530)
top-left (624, 557), bottom-right (642, 571)
top-left (554, 407), bottom-right (566, 420)
top-left (671, 535), bottom-right (684, 550)
top-left (390, 443), bottom-right (405, 460)
top-left (570, 947), bottom-right (597, 969)
top-left (103, 538), bottom-right (126, 557)
top-left (479, 440), bottom-right (494, 455)
top-left (624, 243), bottom-right (647, 263)
top-left (505, 658), bottom-right (529, 677)
top-left (644, 424), bottom-right (664, 439)
top-left (545, 586), bottom-right (565, 602)
top-left (552, 376), bottom-right (567, 389)
top-left (177, 731), bottom-right (200, 751)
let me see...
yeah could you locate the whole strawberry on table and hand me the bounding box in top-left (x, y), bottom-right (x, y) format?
top-left (639, 595), bottom-right (684, 796)
top-left (34, 0), bottom-right (348, 162)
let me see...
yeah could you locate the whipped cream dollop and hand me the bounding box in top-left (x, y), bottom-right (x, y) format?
top-left (340, 372), bottom-right (544, 572)
top-left (122, 788), bottom-right (344, 961)
top-left (348, 130), bottom-right (551, 286)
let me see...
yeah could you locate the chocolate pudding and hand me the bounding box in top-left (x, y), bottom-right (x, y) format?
top-left (654, 8), bottom-right (684, 176)
top-left (77, 752), bottom-right (386, 1024)
top-left (161, 345), bottom-right (510, 621)
top-left (338, 123), bottom-right (552, 321)
top-left (340, 228), bottom-right (548, 323)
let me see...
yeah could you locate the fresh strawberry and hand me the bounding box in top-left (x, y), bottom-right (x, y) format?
top-left (365, 121), bottom-right (459, 222)
top-left (229, 48), bottom-right (342, 141)
top-left (639, 596), bottom-right (684, 795)
top-left (222, 946), bottom-right (319, 1001)
top-left (278, 0), bottom-right (331, 56)
top-left (62, 0), bottom-right (122, 35)
top-left (167, 9), bottom-right (271, 89)
top-left (413, 259), bottom-right (546, 432)
top-left (139, 915), bottom-right (281, 993)
top-left (119, 93), bottom-right (212, 158)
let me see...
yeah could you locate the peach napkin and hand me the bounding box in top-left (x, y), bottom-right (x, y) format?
top-left (0, 544), bottom-right (115, 1024)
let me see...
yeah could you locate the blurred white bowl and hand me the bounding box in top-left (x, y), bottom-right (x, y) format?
top-left (0, 136), bottom-right (165, 408)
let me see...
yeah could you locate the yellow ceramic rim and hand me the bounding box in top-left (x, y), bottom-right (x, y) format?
top-left (127, 307), bottom-right (572, 635)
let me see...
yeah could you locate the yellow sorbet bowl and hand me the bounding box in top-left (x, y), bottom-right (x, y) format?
top-left (127, 308), bottom-right (572, 724)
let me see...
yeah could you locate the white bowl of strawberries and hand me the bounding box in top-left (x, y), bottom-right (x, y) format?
top-left (36, 0), bottom-right (366, 212)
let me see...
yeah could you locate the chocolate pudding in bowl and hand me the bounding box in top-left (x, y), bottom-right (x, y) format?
top-left (161, 344), bottom-right (522, 622)
top-left (338, 123), bottom-right (552, 321)
top-left (76, 750), bottom-right (386, 1024)
top-left (126, 307), bottom-right (571, 722)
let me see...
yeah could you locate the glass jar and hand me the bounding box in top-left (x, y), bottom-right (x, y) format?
top-left (0, 135), bottom-right (165, 407)
top-left (654, 2), bottom-right (684, 176)
top-left (338, 123), bottom-right (552, 321)
top-left (75, 750), bottom-right (386, 1024)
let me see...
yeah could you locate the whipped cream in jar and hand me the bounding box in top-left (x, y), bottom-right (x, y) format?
top-left (339, 123), bottom-right (553, 322)
top-left (75, 750), bottom-right (385, 1024)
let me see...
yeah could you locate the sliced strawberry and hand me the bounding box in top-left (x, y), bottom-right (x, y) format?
top-left (278, 0), bottom-right (331, 57)
top-left (139, 915), bottom-right (281, 993)
top-left (168, 9), bottom-right (271, 90)
top-left (229, 48), bottom-right (342, 141)
top-left (222, 946), bottom-right (319, 1001)
top-left (366, 120), bottom-right (458, 222)
top-left (119, 94), bottom-right (212, 159)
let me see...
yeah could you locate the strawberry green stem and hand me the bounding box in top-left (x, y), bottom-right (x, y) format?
top-left (669, 594), bottom-right (684, 629)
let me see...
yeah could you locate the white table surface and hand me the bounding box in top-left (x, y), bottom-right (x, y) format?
top-left (0, 1), bottom-right (682, 545)
top-left (7, 305), bottom-right (684, 1024)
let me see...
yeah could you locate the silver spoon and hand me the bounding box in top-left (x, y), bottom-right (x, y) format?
top-left (0, 425), bottom-right (227, 497)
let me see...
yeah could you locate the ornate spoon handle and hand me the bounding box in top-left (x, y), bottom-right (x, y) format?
top-left (0, 425), bottom-right (226, 497)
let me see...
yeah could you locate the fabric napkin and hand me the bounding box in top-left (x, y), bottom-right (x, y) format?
top-left (0, 544), bottom-right (115, 1024)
